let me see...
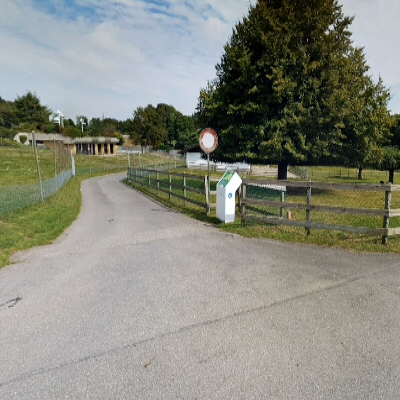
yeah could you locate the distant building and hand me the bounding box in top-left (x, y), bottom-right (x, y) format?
top-left (51, 109), bottom-right (64, 127)
top-left (13, 133), bottom-right (119, 155)
top-left (184, 146), bottom-right (251, 171)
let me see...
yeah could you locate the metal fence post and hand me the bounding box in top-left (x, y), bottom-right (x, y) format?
top-left (157, 171), bottom-right (159, 195)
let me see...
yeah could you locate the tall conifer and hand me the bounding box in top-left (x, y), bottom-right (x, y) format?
top-left (197, 0), bottom-right (391, 178)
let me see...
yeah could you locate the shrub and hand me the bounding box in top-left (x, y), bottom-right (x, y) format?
top-left (19, 135), bottom-right (27, 144)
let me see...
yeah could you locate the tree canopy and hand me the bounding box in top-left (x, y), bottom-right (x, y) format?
top-left (131, 103), bottom-right (196, 150)
top-left (14, 91), bottom-right (52, 129)
top-left (196, 0), bottom-right (392, 178)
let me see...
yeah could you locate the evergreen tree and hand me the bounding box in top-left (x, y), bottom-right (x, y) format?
top-left (14, 91), bottom-right (51, 129)
top-left (197, 0), bottom-right (391, 179)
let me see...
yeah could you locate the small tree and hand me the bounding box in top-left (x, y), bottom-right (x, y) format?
top-left (377, 146), bottom-right (400, 184)
top-left (14, 91), bottom-right (51, 129)
top-left (19, 135), bottom-right (27, 144)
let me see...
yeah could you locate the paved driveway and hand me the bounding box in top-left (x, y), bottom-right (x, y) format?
top-left (1, 173), bottom-right (400, 399)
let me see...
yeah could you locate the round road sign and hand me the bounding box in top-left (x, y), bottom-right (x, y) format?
top-left (199, 128), bottom-right (218, 154)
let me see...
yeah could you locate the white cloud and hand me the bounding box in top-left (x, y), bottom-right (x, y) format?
top-left (1, 0), bottom-right (399, 121)
top-left (340, 0), bottom-right (400, 112)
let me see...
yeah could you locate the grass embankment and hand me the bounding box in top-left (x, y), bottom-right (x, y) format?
top-left (0, 177), bottom-right (82, 268)
top-left (0, 145), bottom-right (180, 268)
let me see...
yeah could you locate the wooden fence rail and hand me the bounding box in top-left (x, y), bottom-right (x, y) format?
top-left (241, 179), bottom-right (400, 244)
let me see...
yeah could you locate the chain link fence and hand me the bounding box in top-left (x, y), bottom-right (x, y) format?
top-left (0, 144), bottom-right (73, 215)
top-left (0, 170), bottom-right (73, 215)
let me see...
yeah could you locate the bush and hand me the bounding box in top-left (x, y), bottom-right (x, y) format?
top-left (19, 135), bottom-right (27, 144)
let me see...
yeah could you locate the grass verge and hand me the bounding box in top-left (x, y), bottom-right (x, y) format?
top-left (0, 177), bottom-right (82, 269)
top-left (3, 164), bottom-right (400, 270)
top-left (125, 177), bottom-right (400, 255)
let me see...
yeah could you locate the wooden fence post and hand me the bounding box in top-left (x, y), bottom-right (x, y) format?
top-left (306, 184), bottom-right (312, 235)
top-left (241, 183), bottom-right (247, 226)
top-left (280, 191), bottom-right (285, 218)
top-left (169, 172), bottom-right (172, 200)
top-left (32, 131), bottom-right (44, 202)
top-left (382, 187), bottom-right (392, 244)
top-left (205, 175), bottom-right (210, 215)
top-left (183, 172), bottom-right (186, 207)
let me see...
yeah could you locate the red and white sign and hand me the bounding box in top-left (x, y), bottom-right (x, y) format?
top-left (199, 128), bottom-right (218, 154)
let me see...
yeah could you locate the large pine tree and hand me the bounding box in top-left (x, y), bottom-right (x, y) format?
top-left (196, 0), bottom-right (391, 179)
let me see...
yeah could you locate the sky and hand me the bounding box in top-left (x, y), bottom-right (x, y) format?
top-left (1, 0), bottom-right (399, 122)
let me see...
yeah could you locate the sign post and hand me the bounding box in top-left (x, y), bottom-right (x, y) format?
top-left (199, 129), bottom-right (218, 211)
top-left (199, 128), bottom-right (218, 214)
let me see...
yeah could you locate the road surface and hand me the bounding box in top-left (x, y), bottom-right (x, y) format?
top-left (1, 172), bottom-right (400, 398)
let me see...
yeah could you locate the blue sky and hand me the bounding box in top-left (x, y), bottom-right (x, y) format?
top-left (1, 0), bottom-right (399, 121)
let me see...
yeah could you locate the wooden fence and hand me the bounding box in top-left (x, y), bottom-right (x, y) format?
top-left (241, 179), bottom-right (400, 244)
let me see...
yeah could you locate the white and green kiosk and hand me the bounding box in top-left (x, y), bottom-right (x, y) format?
top-left (217, 171), bottom-right (242, 223)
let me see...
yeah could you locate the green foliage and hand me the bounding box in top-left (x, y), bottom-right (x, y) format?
top-left (102, 118), bottom-right (119, 136)
top-left (64, 118), bottom-right (75, 127)
top-left (44, 123), bottom-right (58, 133)
top-left (389, 114), bottom-right (400, 148)
top-left (88, 117), bottom-right (103, 136)
top-left (131, 103), bottom-right (195, 149)
top-left (115, 132), bottom-right (125, 145)
top-left (63, 126), bottom-right (81, 138)
top-left (19, 135), bottom-right (27, 144)
top-left (379, 146), bottom-right (400, 171)
top-left (14, 91), bottom-right (52, 129)
top-left (175, 129), bottom-right (199, 151)
top-left (0, 99), bottom-right (18, 128)
top-left (197, 0), bottom-right (392, 170)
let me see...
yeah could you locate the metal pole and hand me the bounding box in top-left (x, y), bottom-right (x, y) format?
top-left (207, 153), bottom-right (210, 203)
top-left (32, 131), bottom-right (44, 202)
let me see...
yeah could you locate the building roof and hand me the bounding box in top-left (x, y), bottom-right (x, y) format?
top-left (14, 133), bottom-right (118, 145)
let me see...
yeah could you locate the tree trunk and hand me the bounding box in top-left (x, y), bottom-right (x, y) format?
top-left (389, 169), bottom-right (395, 184)
top-left (278, 161), bottom-right (288, 180)
top-left (358, 166), bottom-right (363, 180)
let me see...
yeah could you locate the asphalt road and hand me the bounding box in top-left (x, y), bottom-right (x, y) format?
top-left (1, 172), bottom-right (400, 399)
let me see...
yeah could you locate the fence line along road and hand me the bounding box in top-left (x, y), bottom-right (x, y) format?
top-left (127, 167), bottom-right (212, 214)
top-left (0, 169), bottom-right (73, 216)
top-left (241, 179), bottom-right (400, 244)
